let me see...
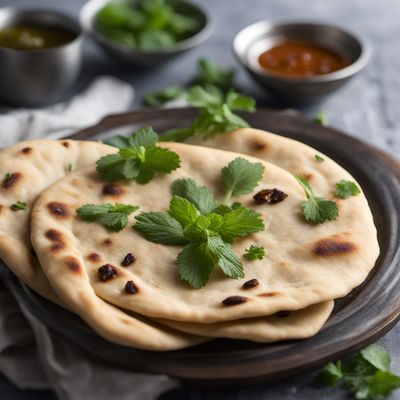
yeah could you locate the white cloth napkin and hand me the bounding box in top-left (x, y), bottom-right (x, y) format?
top-left (0, 76), bottom-right (178, 400)
top-left (0, 76), bottom-right (134, 146)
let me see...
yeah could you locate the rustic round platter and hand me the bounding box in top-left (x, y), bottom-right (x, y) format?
top-left (1, 107), bottom-right (400, 385)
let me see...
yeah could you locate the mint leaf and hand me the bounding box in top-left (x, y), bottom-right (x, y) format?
top-left (77, 203), bottom-right (138, 232)
top-left (171, 178), bottom-right (218, 215)
top-left (335, 179), bottom-right (361, 199)
top-left (144, 85), bottom-right (185, 107)
top-left (177, 241), bottom-right (214, 289)
top-left (361, 345), bottom-right (392, 373)
top-left (225, 90), bottom-right (256, 112)
top-left (318, 361), bottom-right (344, 386)
top-left (218, 207), bottom-right (264, 243)
top-left (168, 196), bottom-right (199, 227)
top-left (187, 85), bottom-right (223, 108)
top-left (10, 201), bottom-right (27, 211)
top-left (295, 175), bottom-right (339, 224)
top-left (368, 371), bottom-right (400, 399)
top-left (134, 211), bottom-right (187, 245)
top-left (191, 58), bottom-right (236, 92)
top-left (221, 157), bottom-right (265, 203)
top-left (96, 126), bottom-right (181, 184)
top-left (160, 85), bottom-right (256, 142)
top-left (319, 344), bottom-right (400, 400)
top-left (96, 153), bottom-right (126, 181)
top-left (144, 146), bottom-right (181, 173)
top-left (159, 127), bottom-right (195, 142)
top-left (128, 126), bottom-right (158, 148)
top-left (103, 135), bottom-right (130, 149)
top-left (244, 245), bottom-right (266, 261)
top-left (207, 236), bottom-right (244, 279)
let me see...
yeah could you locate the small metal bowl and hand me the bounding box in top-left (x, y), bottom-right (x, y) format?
top-left (233, 20), bottom-right (371, 104)
top-left (0, 8), bottom-right (82, 107)
top-left (80, 0), bottom-right (212, 67)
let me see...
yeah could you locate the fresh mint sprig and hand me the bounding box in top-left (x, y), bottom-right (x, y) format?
top-left (318, 344), bottom-right (400, 400)
top-left (143, 58), bottom-right (236, 107)
top-left (77, 203), bottom-right (139, 232)
top-left (134, 195), bottom-right (263, 288)
top-left (294, 175), bottom-right (339, 224)
top-left (97, 126), bottom-right (180, 184)
top-left (133, 157), bottom-right (265, 288)
top-left (159, 86), bottom-right (256, 142)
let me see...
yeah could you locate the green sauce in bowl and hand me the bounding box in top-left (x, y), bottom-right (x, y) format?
top-left (0, 25), bottom-right (77, 50)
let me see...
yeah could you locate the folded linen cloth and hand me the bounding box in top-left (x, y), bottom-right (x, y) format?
top-left (0, 76), bottom-right (178, 400)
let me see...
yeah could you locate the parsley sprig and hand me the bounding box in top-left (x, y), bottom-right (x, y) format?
top-left (335, 179), bottom-right (361, 199)
top-left (294, 176), bottom-right (339, 224)
top-left (133, 157), bottom-right (265, 288)
top-left (159, 86), bottom-right (256, 142)
top-left (77, 203), bottom-right (139, 232)
top-left (97, 126), bottom-right (180, 184)
top-left (319, 344), bottom-right (400, 400)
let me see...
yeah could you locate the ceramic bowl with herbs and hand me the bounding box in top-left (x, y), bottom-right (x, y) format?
top-left (80, 0), bottom-right (212, 66)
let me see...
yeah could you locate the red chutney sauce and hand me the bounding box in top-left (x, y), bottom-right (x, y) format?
top-left (258, 41), bottom-right (348, 78)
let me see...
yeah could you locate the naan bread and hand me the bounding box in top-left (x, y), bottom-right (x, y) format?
top-left (31, 142), bottom-right (378, 323)
top-left (159, 301), bottom-right (334, 342)
top-left (0, 140), bottom-right (204, 350)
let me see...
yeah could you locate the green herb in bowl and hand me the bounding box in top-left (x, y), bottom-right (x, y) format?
top-left (95, 0), bottom-right (203, 51)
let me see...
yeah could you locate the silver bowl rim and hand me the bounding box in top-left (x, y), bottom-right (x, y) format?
top-left (80, 0), bottom-right (213, 56)
top-left (233, 19), bottom-right (372, 84)
top-left (0, 7), bottom-right (83, 54)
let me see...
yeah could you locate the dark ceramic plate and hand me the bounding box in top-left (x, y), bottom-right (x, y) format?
top-left (1, 107), bottom-right (400, 385)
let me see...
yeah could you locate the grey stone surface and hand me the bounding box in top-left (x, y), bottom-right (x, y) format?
top-left (0, 0), bottom-right (399, 399)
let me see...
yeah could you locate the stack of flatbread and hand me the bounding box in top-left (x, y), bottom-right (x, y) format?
top-left (0, 128), bottom-right (379, 351)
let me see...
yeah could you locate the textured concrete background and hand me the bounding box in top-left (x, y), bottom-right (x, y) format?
top-left (0, 0), bottom-right (399, 399)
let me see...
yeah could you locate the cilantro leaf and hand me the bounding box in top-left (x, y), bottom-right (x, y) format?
top-left (207, 236), bottom-right (244, 279)
top-left (168, 196), bottom-right (199, 227)
top-left (96, 126), bottom-right (181, 184)
top-left (144, 85), bottom-right (185, 106)
top-left (10, 201), bottom-right (27, 211)
top-left (315, 109), bottom-right (329, 126)
top-left (218, 207), bottom-right (264, 243)
top-left (171, 178), bottom-right (218, 215)
top-left (221, 157), bottom-right (265, 203)
top-left (315, 154), bottom-right (325, 163)
top-left (319, 344), bottom-right (400, 400)
top-left (295, 175), bottom-right (339, 224)
top-left (244, 245), bottom-right (266, 261)
top-left (177, 241), bottom-right (214, 289)
top-left (335, 179), bottom-right (361, 199)
top-left (77, 203), bottom-right (138, 232)
top-left (134, 211), bottom-right (187, 245)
